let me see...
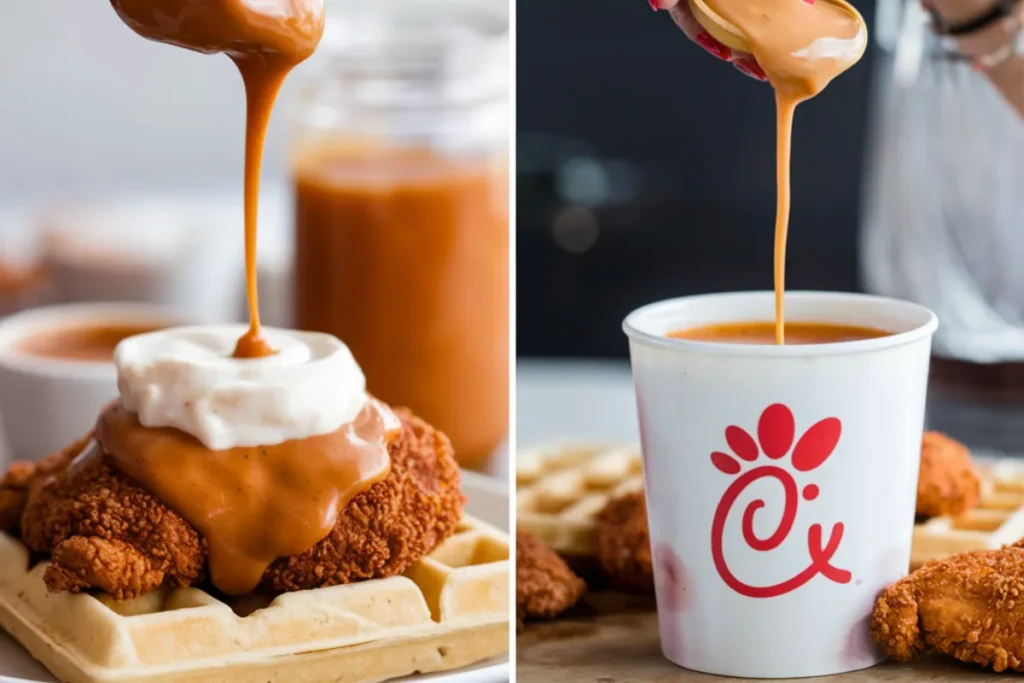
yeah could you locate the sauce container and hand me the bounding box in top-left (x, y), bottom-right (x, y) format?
top-left (290, 4), bottom-right (509, 469)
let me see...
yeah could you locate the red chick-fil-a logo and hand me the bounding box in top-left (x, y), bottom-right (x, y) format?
top-left (710, 403), bottom-right (852, 598)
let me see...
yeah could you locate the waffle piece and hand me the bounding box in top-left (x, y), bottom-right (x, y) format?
top-left (0, 516), bottom-right (509, 683)
top-left (912, 460), bottom-right (1024, 568)
top-left (516, 443), bottom-right (643, 557)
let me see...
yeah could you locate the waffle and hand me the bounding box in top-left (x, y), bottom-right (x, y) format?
top-left (912, 459), bottom-right (1024, 567)
top-left (517, 443), bottom-right (1024, 572)
top-left (516, 443), bottom-right (643, 557)
top-left (0, 515), bottom-right (509, 683)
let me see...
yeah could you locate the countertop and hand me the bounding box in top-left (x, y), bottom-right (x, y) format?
top-left (515, 358), bottom-right (637, 448)
top-left (518, 594), bottom-right (997, 682)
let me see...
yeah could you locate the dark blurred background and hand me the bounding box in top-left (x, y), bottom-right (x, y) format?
top-left (517, 0), bottom-right (876, 358)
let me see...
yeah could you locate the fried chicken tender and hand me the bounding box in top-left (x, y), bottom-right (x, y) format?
top-left (20, 446), bottom-right (206, 599)
top-left (0, 433), bottom-right (94, 536)
top-left (916, 431), bottom-right (979, 519)
top-left (264, 410), bottom-right (463, 592)
top-left (516, 529), bottom-right (585, 620)
top-left (871, 547), bottom-right (1024, 672)
top-left (13, 408), bottom-right (463, 599)
top-left (0, 462), bottom-right (39, 534)
top-left (595, 490), bottom-right (654, 593)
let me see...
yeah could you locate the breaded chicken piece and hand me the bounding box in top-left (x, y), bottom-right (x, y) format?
top-left (0, 433), bottom-right (94, 536)
top-left (871, 547), bottom-right (1024, 672)
top-left (595, 490), bottom-right (654, 593)
top-left (15, 408), bottom-right (463, 599)
top-left (21, 447), bottom-right (206, 599)
top-left (0, 462), bottom-right (38, 534)
top-left (916, 431), bottom-right (980, 519)
top-left (263, 411), bottom-right (463, 592)
top-left (516, 529), bottom-right (585, 620)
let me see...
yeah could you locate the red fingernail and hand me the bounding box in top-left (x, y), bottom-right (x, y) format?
top-left (695, 31), bottom-right (733, 60)
top-left (734, 58), bottom-right (768, 81)
top-left (802, 0), bottom-right (815, 4)
top-left (649, 0), bottom-right (659, 9)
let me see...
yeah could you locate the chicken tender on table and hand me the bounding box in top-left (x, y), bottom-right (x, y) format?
top-left (2, 407), bottom-right (463, 600)
top-left (871, 546), bottom-right (1024, 672)
top-left (916, 431), bottom-right (979, 519)
top-left (516, 529), bottom-right (586, 621)
top-left (595, 490), bottom-right (654, 593)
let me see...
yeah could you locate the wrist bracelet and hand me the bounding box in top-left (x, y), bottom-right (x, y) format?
top-left (930, 0), bottom-right (1017, 36)
top-left (975, 24), bottom-right (1024, 68)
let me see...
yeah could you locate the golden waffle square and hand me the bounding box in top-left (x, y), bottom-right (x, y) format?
top-left (516, 443), bottom-right (643, 557)
top-left (912, 459), bottom-right (1024, 567)
top-left (0, 515), bottom-right (509, 683)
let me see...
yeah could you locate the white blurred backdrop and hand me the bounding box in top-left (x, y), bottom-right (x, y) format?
top-left (0, 0), bottom-right (507, 203)
top-left (0, 0), bottom-right (342, 202)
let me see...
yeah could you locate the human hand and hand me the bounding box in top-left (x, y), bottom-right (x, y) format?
top-left (648, 0), bottom-right (768, 81)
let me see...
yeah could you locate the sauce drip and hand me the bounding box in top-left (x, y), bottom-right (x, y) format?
top-left (669, 320), bottom-right (889, 345)
top-left (96, 400), bottom-right (398, 595)
top-left (103, 0), bottom-right (392, 597)
top-left (232, 57), bottom-right (287, 359)
top-left (704, 0), bottom-right (865, 344)
top-left (109, 0), bottom-right (326, 358)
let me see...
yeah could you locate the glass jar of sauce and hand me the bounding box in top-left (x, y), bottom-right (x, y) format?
top-left (291, 4), bottom-right (509, 469)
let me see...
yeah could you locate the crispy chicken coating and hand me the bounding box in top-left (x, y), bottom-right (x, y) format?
top-left (595, 490), bottom-right (654, 593)
top-left (516, 529), bottom-right (586, 620)
top-left (916, 431), bottom-right (979, 519)
top-left (263, 410), bottom-right (464, 591)
top-left (4, 408), bottom-right (463, 599)
top-left (0, 433), bottom-right (94, 536)
top-left (20, 446), bottom-right (206, 599)
top-left (871, 546), bottom-right (1024, 672)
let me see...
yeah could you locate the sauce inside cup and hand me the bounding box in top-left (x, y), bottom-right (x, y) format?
top-left (669, 321), bottom-right (889, 345)
top-left (13, 322), bottom-right (166, 362)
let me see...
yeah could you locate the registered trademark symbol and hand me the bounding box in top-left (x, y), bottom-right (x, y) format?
top-left (854, 578), bottom-right (862, 586)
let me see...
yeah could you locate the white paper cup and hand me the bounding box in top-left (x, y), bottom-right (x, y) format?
top-left (0, 303), bottom-right (187, 464)
top-left (623, 291), bottom-right (938, 679)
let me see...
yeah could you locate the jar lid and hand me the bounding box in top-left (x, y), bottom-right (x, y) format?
top-left (314, 1), bottom-right (507, 104)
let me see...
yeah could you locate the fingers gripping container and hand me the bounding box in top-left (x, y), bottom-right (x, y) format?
top-left (0, 516), bottom-right (509, 683)
top-left (624, 291), bottom-right (937, 678)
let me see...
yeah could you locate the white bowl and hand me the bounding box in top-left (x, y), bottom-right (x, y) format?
top-left (0, 302), bottom-right (188, 463)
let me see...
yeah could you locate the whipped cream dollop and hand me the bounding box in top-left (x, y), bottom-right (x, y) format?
top-left (115, 325), bottom-right (390, 450)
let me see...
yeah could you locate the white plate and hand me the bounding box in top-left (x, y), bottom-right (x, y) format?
top-left (0, 469), bottom-right (510, 683)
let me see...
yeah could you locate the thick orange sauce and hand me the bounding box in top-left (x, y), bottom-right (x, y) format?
top-left (15, 323), bottom-right (165, 362)
top-left (109, 0), bottom-right (325, 359)
top-left (669, 321), bottom-right (890, 345)
top-left (102, 0), bottom-right (398, 598)
top-left (96, 400), bottom-right (398, 595)
top-left (231, 57), bottom-right (289, 359)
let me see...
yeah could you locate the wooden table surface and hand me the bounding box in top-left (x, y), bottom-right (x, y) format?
top-left (517, 595), bottom-right (996, 683)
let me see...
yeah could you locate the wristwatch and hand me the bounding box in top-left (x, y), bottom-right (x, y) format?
top-left (929, 0), bottom-right (1017, 35)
